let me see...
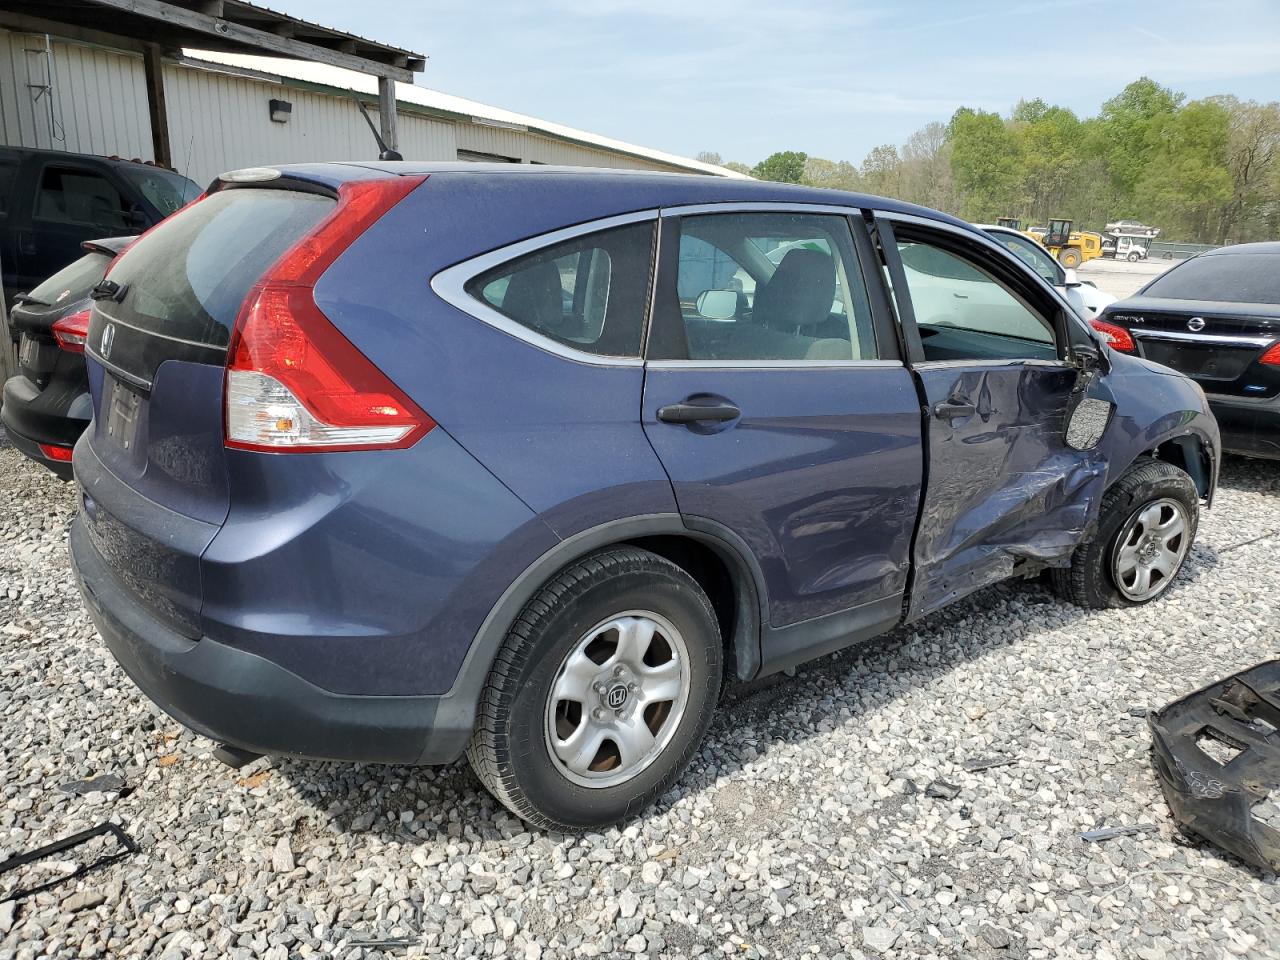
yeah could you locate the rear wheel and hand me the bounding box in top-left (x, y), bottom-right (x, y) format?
top-left (467, 546), bottom-right (722, 831)
top-left (1052, 459), bottom-right (1198, 609)
top-left (1059, 247), bottom-right (1082, 269)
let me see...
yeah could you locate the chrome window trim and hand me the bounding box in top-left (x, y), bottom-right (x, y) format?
top-left (430, 209), bottom-right (659, 368)
top-left (1131, 328), bottom-right (1277, 348)
top-left (646, 359), bottom-right (904, 370)
top-left (912, 358), bottom-right (1070, 371)
top-left (658, 201), bottom-right (865, 218)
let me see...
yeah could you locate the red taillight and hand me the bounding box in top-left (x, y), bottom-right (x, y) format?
top-left (39, 443), bottom-right (74, 462)
top-left (224, 176), bottom-right (433, 453)
top-left (1261, 341), bottom-right (1280, 366)
top-left (1090, 318), bottom-right (1136, 353)
top-left (51, 309), bottom-right (92, 353)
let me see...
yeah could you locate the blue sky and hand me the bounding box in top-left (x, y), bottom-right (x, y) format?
top-left (273, 0), bottom-right (1280, 166)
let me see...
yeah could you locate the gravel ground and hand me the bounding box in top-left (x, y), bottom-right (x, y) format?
top-left (2, 437), bottom-right (1280, 960)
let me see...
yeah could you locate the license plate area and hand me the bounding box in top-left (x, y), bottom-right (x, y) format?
top-left (1139, 340), bottom-right (1255, 381)
top-left (104, 376), bottom-right (142, 452)
top-left (18, 333), bottom-right (57, 378)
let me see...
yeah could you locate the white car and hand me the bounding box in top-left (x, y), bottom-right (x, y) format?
top-left (978, 224), bottom-right (1116, 320)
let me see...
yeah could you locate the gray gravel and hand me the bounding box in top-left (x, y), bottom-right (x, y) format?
top-left (2, 437), bottom-right (1280, 959)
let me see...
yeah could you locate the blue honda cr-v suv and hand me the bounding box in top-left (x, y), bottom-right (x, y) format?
top-left (70, 163), bottom-right (1218, 830)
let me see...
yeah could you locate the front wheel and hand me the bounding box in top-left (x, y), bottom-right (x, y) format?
top-left (1059, 248), bottom-right (1082, 269)
top-left (467, 546), bottom-right (722, 831)
top-left (1052, 459), bottom-right (1199, 609)
top-left (1127, 251), bottom-right (1142, 262)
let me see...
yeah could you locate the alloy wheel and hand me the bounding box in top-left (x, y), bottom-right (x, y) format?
top-left (1111, 497), bottom-right (1191, 601)
top-left (544, 611), bottom-right (690, 788)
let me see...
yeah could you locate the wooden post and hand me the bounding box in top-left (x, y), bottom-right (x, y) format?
top-left (378, 76), bottom-right (398, 154)
top-left (143, 43), bottom-right (172, 167)
top-left (0, 243), bottom-right (13, 386)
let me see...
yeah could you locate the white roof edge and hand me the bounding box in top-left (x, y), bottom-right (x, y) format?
top-left (181, 50), bottom-right (750, 180)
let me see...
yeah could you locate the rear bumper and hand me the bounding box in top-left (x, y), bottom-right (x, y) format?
top-left (1, 374), bottom-right (86, 479)
top-left (70, 515), bottom-right (475, 765)
top-left (1207, 393), bottom-right (1280, 460)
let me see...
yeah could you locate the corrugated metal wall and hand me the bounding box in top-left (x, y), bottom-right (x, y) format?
top-left (0, 30), bottom-right (152, 159)
top-left (0, 28), bottom-right (686, 183)
top-left (456, 123), bottom-right (677, 171)
top-left (164, 62), bottom-right (457, 186)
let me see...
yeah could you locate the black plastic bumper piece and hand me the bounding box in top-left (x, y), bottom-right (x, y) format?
top-left (1149, 659), bottom-right (1280, 871)
top-left (70, 515), bottom-right (475, 765)
top-left (1207, 395), bottom-right (1280, 460)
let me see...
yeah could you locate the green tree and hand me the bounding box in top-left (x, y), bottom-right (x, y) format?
top-left (1098, 78), bottom-right (1184, 200)
top-left (1011, 103), bottom-right (1086, 220)
top-left (948, 108), bottom-right (1020, 221)
top-left (1210, 96), bottom-right (1280, 241)
top-left (1135, 99), bottom-right (1232, 241)
top-left (802, 156), bottom-right (862, 192)
top-left (752, 150), bottom-right (808, 184)
top-left (899, 121), bottom-right (956, 212)
top-left (860, 143), bottom-right (903, 198)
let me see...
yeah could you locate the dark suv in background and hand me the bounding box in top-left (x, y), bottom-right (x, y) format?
top-left (70, 163), bottom-right (1217, 830)
top-left (0, 147), bottom-right (199, 303)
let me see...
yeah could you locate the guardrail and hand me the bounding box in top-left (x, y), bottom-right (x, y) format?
top-left (1148, 241), bottom-right (1220, 260)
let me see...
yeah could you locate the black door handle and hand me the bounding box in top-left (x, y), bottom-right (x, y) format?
top-left (933, 399), bottom-right (976, 420)
top-left (657, 399), bottom-right (741, 424)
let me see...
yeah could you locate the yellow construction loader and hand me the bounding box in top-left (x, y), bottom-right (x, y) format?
top-left (1038, 218), bottom-right (1103, 269)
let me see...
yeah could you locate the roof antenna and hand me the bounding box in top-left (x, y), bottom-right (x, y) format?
top-left (351, 92), bottom-right (403, 161)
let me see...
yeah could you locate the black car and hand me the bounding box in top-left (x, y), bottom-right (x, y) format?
top-left (1092, 242), bottom-right (1280, 460)
top-left (0, 147), bottom-right (199, 303)
top-left (1, 237), bottom-right (132, 478)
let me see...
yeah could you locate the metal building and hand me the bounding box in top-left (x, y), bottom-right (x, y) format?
top-left (0, 18), bottom-right (739, 187)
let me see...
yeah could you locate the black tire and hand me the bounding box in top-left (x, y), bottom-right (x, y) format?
top-left (1059, 248), bottom-right (1082, 269)
top-left (466, 546), bottom-right (722, 831)
top-left (1052, 458), bottom-right (1199, 609)
top-left (1127, 251), bottom-right (1141, 262)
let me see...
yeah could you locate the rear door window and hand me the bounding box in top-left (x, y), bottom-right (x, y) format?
top-left (657, 212), bottom-right (877, 362)
top-left (466, 222), bottom-right (654, 358)
top-left (34, 166), bottom-right (130, 231)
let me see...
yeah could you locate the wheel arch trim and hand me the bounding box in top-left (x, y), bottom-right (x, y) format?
top-left (442, 514), bottom-right (768, 724)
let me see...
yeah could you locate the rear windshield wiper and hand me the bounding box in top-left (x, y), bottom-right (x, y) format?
top-left (89, 279), bottom-right (128, 303)
top-left (11, 293), bottom-right (49, 307)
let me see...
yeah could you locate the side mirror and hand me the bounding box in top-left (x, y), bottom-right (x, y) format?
top-left (1062, 268), bottom-right (1081, 287)
top-left (695, 289), bottom-right (737, 321)
top-left (123, 207), bottom-right (148, 229)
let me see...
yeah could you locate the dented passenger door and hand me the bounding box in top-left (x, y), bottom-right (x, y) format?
top-left (874, 214), bottom-right (1108, 621)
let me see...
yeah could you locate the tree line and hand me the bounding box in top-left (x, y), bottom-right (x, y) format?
top-left (698, 79), bottom-right (1280, 245)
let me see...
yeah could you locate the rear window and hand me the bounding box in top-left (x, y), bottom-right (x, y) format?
top-left (1143, 253), bottom-right (1280, 304)
top-left (121, 165), bottom-right (202, 216)
top-left (26, 251), bottom-right (112, 307)
top-left (106, 187), bottom-right (334, 349)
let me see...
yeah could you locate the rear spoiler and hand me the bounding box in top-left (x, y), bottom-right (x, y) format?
top-left (81, 236), bottom-right (138, 258)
